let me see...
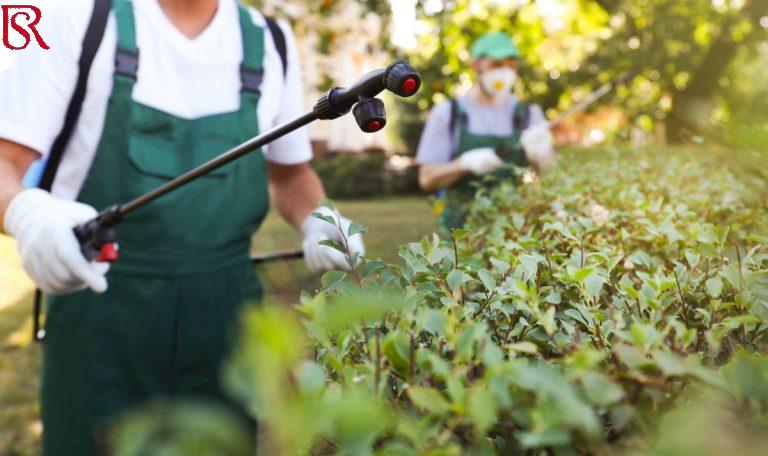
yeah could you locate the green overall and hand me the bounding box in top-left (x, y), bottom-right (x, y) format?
top-left (41, 2), bottom-right (268, 454)
top-left (439, 101), bottom-right (529, 230)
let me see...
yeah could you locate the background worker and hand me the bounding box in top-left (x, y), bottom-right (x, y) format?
top-left (0, 0), bottom-right (363, 454)
top-left (416, 31), bottom-right (556, 229)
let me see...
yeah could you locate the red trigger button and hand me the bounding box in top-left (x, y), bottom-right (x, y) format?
top-left (402, 77), bottom-right (418, 94)
top-left (97, 243), bottom-right (120, 263)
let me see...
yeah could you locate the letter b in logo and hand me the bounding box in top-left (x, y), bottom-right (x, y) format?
top-left (2, 5), bottom-right (49, 50)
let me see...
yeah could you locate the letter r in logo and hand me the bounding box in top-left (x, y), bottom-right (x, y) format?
top-left (2, 5), bottom-right (50, 51)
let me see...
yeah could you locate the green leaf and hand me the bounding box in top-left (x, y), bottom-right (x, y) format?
top-left (630, 323), bottom-right (660, 349)
top-left (478, 268), bottom-right (496, 291)
top-left (407, 387), bottom-right (452, 416)
top-left (468, 386), bottom-right (496, 436)
top-left (311, 211), bottom-right (336, 225)
top-left (332, 389), bottom-right (392, 454)
top-left (423, 309), bottom-right (446, 337)
top-left (616, 344), bottom-right (647, 370)
top-left (383, 333), bottom-right (411, 377)
top-left (747, 235), bottom-right (768, 245)
top-left (518, 428), bottom-right (571, 449)
top-left (584, 272), bottom-right (606, 298)
top-left (540, 307), bottom-right (556, 336)
top-left (489, 257), bottom-right (511, 275)
top-left (455, 324), bottom-right (479, 360)
top-left (652, 350), bottom-right (689, 376)
top-left (506, 341), bottom-right (539, 355)
top-left (722, 263), bottom-right (742, 288)
top-left (319, 239), bottom-right (347, 254)
top-left (684, 250), bottom-right (700, 267)
top-left (319, 199), bottom-right (336, 210)
top-left (445, 377), bottom-right (466, 405)
top-left (347, 221), bottom-right (369, 237)
top-left (581, 371), bottom-right (624, 406)
top-left (723, 353), bottom-right (768, 400)
top-left (321, 270), bottom-right (347, 289)
top-left (446, 269), bottom-right (468, 291)
top-left (573, 267), bottom-right (595, 283)
top-left (452, 228), bottom-right (470, 240)
top-left (706, 277), bottom-right (724, 298)
top-left (297, 361), bottom-right (326, 395)
top-left (362, 259), bottom-right (388, 279)
top-left (520, 255), bottom-right (540, 278)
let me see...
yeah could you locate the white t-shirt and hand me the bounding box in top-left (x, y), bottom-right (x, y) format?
top-left (0, 0), bottom-right (312, 200)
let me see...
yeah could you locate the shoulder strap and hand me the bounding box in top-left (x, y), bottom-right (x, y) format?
top-left (448, 98), bottom-right (459, 135)
top-left (513, 101), bottom-right (532, 132)
top-left (238, 5), bottom-right (265, 96)
top-left (448, 98), bottom-right (469, 159)
top-left (38, 0), bottom-right (111, 191)
top-left (265, 16), bottom-right (287, 78)
top-left (113, 0), bottom-right (138, 80)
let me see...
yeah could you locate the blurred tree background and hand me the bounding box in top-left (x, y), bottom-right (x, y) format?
top-left (389, 0), bottom-right (768, 150)
top-left (254, 0), bottom-right (768, 153)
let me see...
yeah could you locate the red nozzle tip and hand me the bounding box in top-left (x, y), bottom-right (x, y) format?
top-left (366, 120), bottom-right (383, 132)
top-left (402, 77), bottom-right (418, 94)
top-left (97, 243), bottom-right (120, 263)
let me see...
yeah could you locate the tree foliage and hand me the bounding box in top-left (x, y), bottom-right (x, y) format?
top-left (385, 0), bottom-right (767, 151)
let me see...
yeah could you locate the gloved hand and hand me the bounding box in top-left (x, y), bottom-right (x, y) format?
top-left (457, 148), bottom-right (504, 175)
top-left (302, 206), bottom-right (366, 273)
top-left (521, 124), bottom-right (556, 167)
top-left (4, 189), bottom-right (109, 294)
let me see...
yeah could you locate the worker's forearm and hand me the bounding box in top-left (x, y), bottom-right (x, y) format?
top-left (268, 162), bottom-right (326, 230)
top-left (0, 139), bottom-right (39, 234)
top-left (418, 161), bottom-right (467, 192)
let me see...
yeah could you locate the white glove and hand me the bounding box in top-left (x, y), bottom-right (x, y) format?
top-left (521, 124), bottom-right (556, 167)
top-left (4, 189), bottom-right (109, 294)
top-left (457, 148), bottom-right (504, 175)
top-left (301, 206), bottom-right (366, 273)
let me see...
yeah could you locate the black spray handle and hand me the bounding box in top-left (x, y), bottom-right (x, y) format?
top-left (72, 205), bottom-right (122, 262)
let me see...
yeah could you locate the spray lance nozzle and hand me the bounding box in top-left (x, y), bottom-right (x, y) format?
top-left (312, 60), bottom-right (421, 123)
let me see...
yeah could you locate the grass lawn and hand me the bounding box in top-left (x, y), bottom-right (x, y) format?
top-left (0, 196), bottom-right (435, 455)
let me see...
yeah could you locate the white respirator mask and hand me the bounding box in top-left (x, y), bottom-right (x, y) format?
top-left (479, 68), bottom-right (517, 101)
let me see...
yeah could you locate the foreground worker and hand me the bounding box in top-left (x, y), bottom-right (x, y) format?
top-left (416, 32), bottom-right (556, 229)
top-left (0, 0), bottom-right (364, 454)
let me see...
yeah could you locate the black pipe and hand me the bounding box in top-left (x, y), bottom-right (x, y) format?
top-left (73, 60), bottom-right (421, 263)
top-left (251, 249), bottom-right (304, 265)
top-left (121, 111), bottom-right (318, 216)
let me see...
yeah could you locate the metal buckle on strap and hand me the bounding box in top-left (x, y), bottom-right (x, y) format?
top-left (240, 65), bottom-right (264, 95)
top-left (115, 49), bottom-right (139, 79)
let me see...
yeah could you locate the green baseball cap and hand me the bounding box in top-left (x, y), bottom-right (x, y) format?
top-left (471, 32), bottom-right (522, 61)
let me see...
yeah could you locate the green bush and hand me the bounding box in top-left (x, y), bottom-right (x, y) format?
top-left (117, 146), bottom-right (768, 454)
top-left (227, 146), bottom-right (768, 454)
top-left (312, 152), bottom-right (420, 199)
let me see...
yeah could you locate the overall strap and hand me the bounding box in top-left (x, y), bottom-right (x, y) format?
top-left (238, 5), bottom-right (265, 103)
top-left (513, 100), bottom-right (531, 133)
top-left (448, 98), bottom-right (461, 136)
top-left (448, 98), bottom-right (468, 159)
top-left (113, 0), bottom-right (139, 86)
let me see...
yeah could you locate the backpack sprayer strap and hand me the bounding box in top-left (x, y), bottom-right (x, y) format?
top-left (32, 0), bottom-right (112, 342)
